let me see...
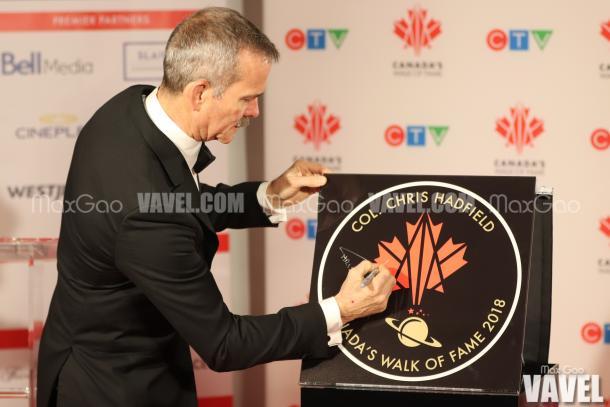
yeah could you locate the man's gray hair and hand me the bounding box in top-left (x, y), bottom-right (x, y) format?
top-left (161, 7), bottom-right (279, 96)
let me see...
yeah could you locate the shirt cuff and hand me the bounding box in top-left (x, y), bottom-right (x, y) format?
top-left (319, 297), bottom-right (343, 347)
top-left (256, 181), bottom-right (287, 224)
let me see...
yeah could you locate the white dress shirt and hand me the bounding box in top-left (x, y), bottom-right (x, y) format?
top-left (144, 88), bottom-right (343, 346)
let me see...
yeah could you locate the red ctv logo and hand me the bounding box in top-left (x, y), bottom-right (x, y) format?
top-left (496, 105), bottom-right (544, 154)
top-left (393, 6), bottom-right (441, 56)
top-left (294, 101), bottom-right (340, 150)
top-left (591, 128), bottom-right (610, 151)
top-left (602, 20), bottom-right (610, 42)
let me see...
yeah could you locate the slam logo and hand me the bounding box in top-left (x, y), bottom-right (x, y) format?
top-left (319, 183), bottom-right (521, 381)
top-left (496, 105), bottom-right (544, 154)
top-left (487, 29), bottom-right (553, 51)
top-left (123, 42), bottom-right (164, 81)
top-left (591, 128), bottom-right (610, 151)
top-left (393, 6), bottom-right (441, 56)
top-left (294, 101), bottom-right (340, 150)
top-left (285, 28), bottom-right (348, 50)
top-left (602, 20), bottom-right (610, 43)
top-left (384, 124), bottom-right (448, 147)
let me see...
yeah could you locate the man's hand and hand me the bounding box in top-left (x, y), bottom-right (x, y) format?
top-left (334, 261), bottom-right (396, 325)
top-left (266, 160), bottom-right (329, 208)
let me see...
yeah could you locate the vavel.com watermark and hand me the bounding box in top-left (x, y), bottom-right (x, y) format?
top-left (31, 192), bottom-right (246, 214)
top-left (523, 366), bottom-right (604, 404)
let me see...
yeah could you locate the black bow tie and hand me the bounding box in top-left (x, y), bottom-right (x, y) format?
top-left (193, 143), bottom-right (216, 173)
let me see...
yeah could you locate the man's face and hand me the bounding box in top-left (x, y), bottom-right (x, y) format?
top-left (198, 49), bottom-right (271, 144)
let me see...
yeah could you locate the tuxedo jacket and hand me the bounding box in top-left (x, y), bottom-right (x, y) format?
top-left (37, 85), bottom-right (330, 407)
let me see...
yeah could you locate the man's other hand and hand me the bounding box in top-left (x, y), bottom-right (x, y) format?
top-left (266, 160), bottom-right (328, 208)
top-left (334, 261), bottom-right (395, 325)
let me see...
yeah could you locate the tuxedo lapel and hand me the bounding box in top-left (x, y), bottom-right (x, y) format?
top-left (127, 85), bottom-right (216, 235)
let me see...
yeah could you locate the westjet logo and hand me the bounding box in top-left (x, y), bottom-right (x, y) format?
top-left (523, 370), bottom-right (603, 403)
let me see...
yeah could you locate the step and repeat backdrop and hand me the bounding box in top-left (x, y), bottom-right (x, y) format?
top-left (0, 2), bottom-right (237, 406)
top-left (263, 0), bottom-right (609, 406)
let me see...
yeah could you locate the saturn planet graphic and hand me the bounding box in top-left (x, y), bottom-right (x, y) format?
top-left (385, 316), bottom-right (442, 348)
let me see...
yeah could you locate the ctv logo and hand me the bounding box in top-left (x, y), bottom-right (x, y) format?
top-left (487, 29), bottom-right (553, 51)
top-left (294, 101), bottom-right (340, 150)
top-left (496, 105), bottom-right (544, 153)
top-left (581, 322), bottom-right (610, 344)
top-left (285, 28), bottom-right (348, 50)
top-left (285, 218), bottom-right (316, 240)
top-left (384, 124), bottom-right (448, 147)
top-left (602, 20), bottom-right (610, 42)
top-left (591, 128), bottom-right (610, 151)
top-left (393, 6), bottom-right (441, 56)
top-left (1, 51), bottom-right (93, 75)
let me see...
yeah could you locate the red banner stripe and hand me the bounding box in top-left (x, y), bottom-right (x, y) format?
top-left (0, 10), bottom-right (195, 32)
top-left (197, 396), bottom-right (233, 407)
top-left (0, 329), bottom-right (28, 349)
top-left (217, 233), bottom-right (229, 253)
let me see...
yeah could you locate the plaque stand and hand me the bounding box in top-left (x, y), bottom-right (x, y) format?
top-left (0, 238), bottom-right (57, 407)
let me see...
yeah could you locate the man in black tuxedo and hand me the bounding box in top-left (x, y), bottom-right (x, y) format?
top-left (37, 7), bottom-right (394, 407)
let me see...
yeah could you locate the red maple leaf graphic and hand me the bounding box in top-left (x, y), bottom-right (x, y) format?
top-left (294, 101), bottom-right (340, 151)
top-left (394, 6), bottom-right (442, 56)
top-left (601, 216), bottom-right (610, 239)
top-left (375, 213), bottom-right (467, 306)
top-left (496, 104), bottom-right (544, 154)
top-left (602, 21), bottom-right (610, 42)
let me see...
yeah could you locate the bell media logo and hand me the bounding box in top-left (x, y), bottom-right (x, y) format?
top-left (591, 128), bottom-right (610, 151)
top-left (294, 101), bottom-right (340, 151)
top-left (1, 51), bottom-right (93, 75)
top-left (285, 28), bottom-right (348, 50)
top-left (487, 29), bottom-right (553, 51)
top-left (393, 6), bottom-right (441, 56)
top-left (496, 105), bottom-right (544, 154)
top-left (384, 124), bottom-right (448, 147)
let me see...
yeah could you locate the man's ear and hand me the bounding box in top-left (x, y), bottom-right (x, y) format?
top-left (184, 79), bottom-right (211, 111)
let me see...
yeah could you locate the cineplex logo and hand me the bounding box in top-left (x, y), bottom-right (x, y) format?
top-left (522, 366), bottom-right (604, 403)
top-left (1, 51), bottom-right (93, 75)
top-left (294, 101), bottom-right (340, 151)
top-left (591, 128), bottom-right (610, 151)
top-left (384, 124), bottom-right (448, 147)
top-left (285, 28), bottom-right (348, 50)
top-left (15, 113), bottom-right (82, 140)
top-left (487, 29), bottom-right (553, 51)
top-left (496, 105), bottom-right (544, 154)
